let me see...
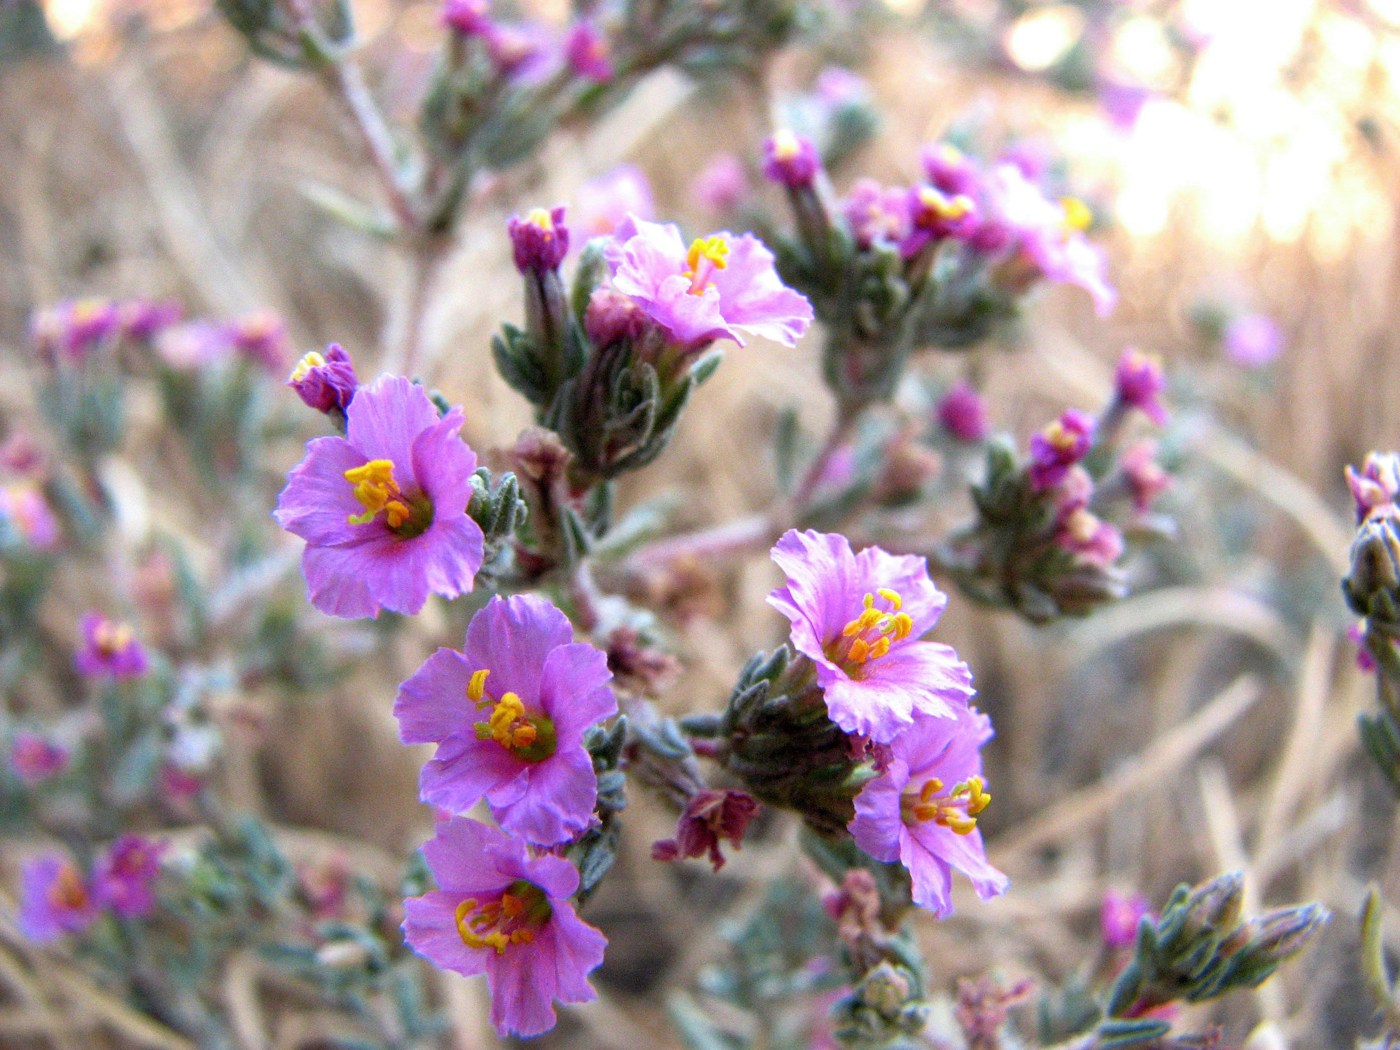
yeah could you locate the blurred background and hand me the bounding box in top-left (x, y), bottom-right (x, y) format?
top-left (2, 0), bottom-right (1400, 1045)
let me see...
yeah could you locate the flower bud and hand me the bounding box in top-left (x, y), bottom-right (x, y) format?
top-left (288, 343), bottom-right (358, 416)
top-left (762, 130), bottom-right (820, 189)
top-left (507, 206), bottom-right (569, 274)
top-left (1344, 514), bottom-right (1400, 623)
top-left (937, 381), bottom-right (989, 443)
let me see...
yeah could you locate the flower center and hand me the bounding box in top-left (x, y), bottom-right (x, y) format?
top-left (1060, 196), bottom-right (1092, 233)
top-left (344, 460), bottom-right (433, 537)
top-left (467, 669), bottom-right (558, 763)
top-left (453, 879), bottom-right (552, 955)
top-left (830, 588), bottom-right (914, 670)
top-left (289, 350), bottom-right (325, 382)
top-left (913, 186), bottom-right (974, 228)
top-left (49, 862), bottom-right (90, 911)
top-left (684, 235), bottom-right (731, 295)
top-left (1042, 419), bottom-right (1080, 454)
top-left (771, 129), bottom-right (802, 160)
top-left (94, 618), bottom-right (134, 657)
top-left (902, 775), bottom-right (990, 835)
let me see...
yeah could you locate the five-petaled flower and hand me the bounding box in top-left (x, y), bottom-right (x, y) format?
top-left (849, 705), bottom-right (1009, 916)
top-left (767, 529), bottom-right (974, 742)
top-left (19, 855), bottom-right (99, 942)
top-left (395, 594), bottom-right (616, 845)
top-left (274, 375), bottom-right (484, 618)
top-left (402, 817), bottom-right (607, 1038)
top-left (74, 612), bottom-right (149, 679)
top-left (608, 217), bottom-right (813, 350)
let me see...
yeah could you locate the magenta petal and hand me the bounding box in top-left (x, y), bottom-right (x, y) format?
top-left (865, 641), bottom-right (973, 721)
top-left (849, 758), bottom-right (908, 863)
top-left (521, 852), bottom-right (582, 901)
top-left (411, 408), bottom-right (476, 515)
top-left (421, 817), bottom-right (516, 894)
top-left (821, 671), bottom-right (914, 739)
top-left (708, 234), bottom-right (814, 346)
top-left (402, 891), bottom-right (488, 977)
top-left (346, 375), bottom-right (441, 469)
top-left (545, 906), bottom-right (607, 1002)
top-left (914, 822), bottom-right (1009, 900)
top-left (273, 437), bottom-right (366, 546)
top-left (538, 643), bottom-right (615, 740)
top-left (491, 746), bottom-right (597, 845)
top-left (487, 946), bottom-right (560, 1037)
top-left (464, 595), bottom-right (573, 702)
top-left (395, 649), bottom-right (473, 744)
top-left (303, 545), bottom-right (381, 618)
top-left (901, 827), bottom-right (956, 916)
top-left (420, 735), bottom-right (524, 816)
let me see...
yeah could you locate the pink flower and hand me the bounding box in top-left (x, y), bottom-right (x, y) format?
top-left (1346, 452), bottom-right (1400, 524)
top-left (1223, 313), bottom-right (1282, 367)
top-left (1055, 506), bottom-right (1124, 568)
top-left (762, 130), bottom-right (821, 189)
top-left (93, 836), bottom-right (166, 919)
top-left (29, 299), bottom-right (120, 362)
top-left (74, 612), bottom-right (149, 679)
top-left (395, 594), bottom-right (616, 845)
top-left (1101, 888), bottom-right (1152, 950)
top-left (10, 733), bottom-right (68, 784)
top-left (1113, 348), bottom-right (1168, 425)
top-left (767, 529), bottom-right (974, 742)
top-left (402, 817), bottom-right (607, 1037)
top-left (609, 217), bottom-right (813, 350)
top-left (574, 165), bottom-right (654, 236)
top-left (287, 343), bottom-right (358, 416)
top-left (1028, 410), bottom-right (1094, 492)
top-left (849, 706), bottom-right (1008, 916)
top-left (274, 375), bottom-right (484, 618)
top-left (900, 184), bottom-right (978, 259)
top-left (692, 153), bottom-right (749, 215)
top-left (921, 141), bottom-right (979, 197)
top-left (840, 178), bottom-right (912, 249)
top-left (19, 855), bottom-right (98, 942)
top-left (0, 483), bottom-right (60, 550)
top-left (1121, 440), bottom-right (1171, 514)
top-left (652, 789), bottom-right (760, 871)
top-left (563, 20), bottom-right (612, 83)
top-left (936, 381), bottom-right (989, 443)
top-left (229, 310), bottom-right (291, 372)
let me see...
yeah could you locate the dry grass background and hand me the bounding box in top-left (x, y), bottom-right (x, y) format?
top-left (2, 1), bottom-right (1400, 1046)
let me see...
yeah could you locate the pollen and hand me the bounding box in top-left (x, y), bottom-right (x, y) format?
top-left (474, 692), bottom-right (539, 751)
top-left (910, 775), bottom-right (990, 835)
top-left (683, 234), bottom-right (732, 295)
top-left (344, 459), bottom-right (411, 528)
top-left (833, 589), bottom-right (914, 669)
top-left (467, 668), bottom-right (490, 704)
top-left (526, 207), bottom-right (556, 232)
top-left (289, 350), bottom-right (326, 383)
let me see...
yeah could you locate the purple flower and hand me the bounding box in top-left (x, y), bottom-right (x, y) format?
top-left (402, 817), bottom-right (607, 1037)
top-left (609, 218), bottom-right (813, 349)
top-left (1098, 79), bottom-right (1154, 131)
top-left (288, 343), bottom-right (358, 415)
top-left (815, 66), bottom-right (870, 110)
top-left (849, 706), bottom-right (1008, 916)
top-left (93, 835), bottom-right (166, 919)
top-left (74, 612), bottom-right (149, 679)
top-left (1347, 453), bottom-right (1400, 523)
top-left (1223, 313), bottom-right (1282, 367)
top-left (1113, 348), bottom-right (1168, 425)
top-left (575, 164), bottom-right (654, 237)
top-left (274, 375), bottom-right (484, 618)
top-left (767, 529), bottom-right (974, 742)
top-left (117, 298), bottom-right (182, 342)
top-left (1028, 410), bottom-right (1094, 492)
top-left (921, 142), bottom-right (979, 197)
top-left (442, 0), bottom-right (491, 36)
top-left (652, 789), bottom-right (760, 872)
top-left (507, 206), bottom-right (569, 274)
top-left (841, 178), bottom-right (912, 249)
top-left (563, 20), bottom-right (613, 83)
top-left (395, 594), bottom-right (616, 845)
top-left (29, 298), bottom-right (120, 362)
top-left (936, 381), bottom-right (989, 443)
top-left (229, 310), bottom-right (292, 372)
top-left (19, 855), bottom-right (98, 942)
top-left (1101, 888), bottom-right (1152, 950)
top-left (1055, 507), bottom-right (1124, 568)
top-left (692, 153), bottom-right (749, 215)
top-left (1121, 440), bottom-right (1171, 513)
top-left (154, 321), bottom-right (236, 372)
top-left (762, 130), bottom-right (820, 189)
top-left (0, 484), bottom-right (60, 550)
top-left (11, 733), bottom-right (68, 785)
top-left (901, 184), bottom-right (978, 258)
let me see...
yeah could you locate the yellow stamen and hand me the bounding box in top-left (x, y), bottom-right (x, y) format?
top-left (467, 669), bottom-right (490, 704)
top-left (526, 207), bottom-right (555, 231)
top-left (1043, 420), bottom-right (1078, 452)
top-left (344, 459), bottom-right (411, 528)
top-left (910, 775), bottom-right (989, 835)
top-left (453, 891), bottom-right (544, 954)
top-left (474, 692), bottom-right (538, 750)
top-left (834, 588), bottom-right (913, 667)
top-left (683, 235), bottom-right (731, 295)
top-left (917, 186), bottom-right (973, 222)
top-left (771, 129), bottom-right (801, 160)
top-left (1066, 508), bottom-right (1101, 544)
top-left (1061, 196), bottom-right (1092, 232)
top-left (289, 350), bottom-right (326, 383)
top-left (94, 620), bottom-right (134, 656)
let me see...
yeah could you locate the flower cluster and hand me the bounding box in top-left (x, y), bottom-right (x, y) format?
top-left (20, 836), bottom-right (166, 942)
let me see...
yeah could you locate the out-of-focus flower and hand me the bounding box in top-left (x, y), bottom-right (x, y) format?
top-left (507, 206), bottom-right (569, 274)
top-left (485, 21), bottom-right (555, 83)
top-left (849, 706), bottom-right (1008, 916)
top-left (767, 529), bottom-right (974, 742)
top-left (1056, 506), bottom-right (1124, 568)
top-left (229, 310), bottom-right (292, 372)
top-left (936, 381), bottom-right (989, 443)
top-left (154, 320), bottom-right (235, 372)
top-left (1121, 440), bottom-right (1172, 513)
top-left (574, 165), bottom-right (654, 237)
top-left (29, 299), bottom-right (120, 362)
top-left (20, 855), bottom-right (98, 942)
top-left (117, 299), bottom-right (182, 342)
top-left (652, 789), bottom-right (760, 871)
top-left (288, 343), bottom-right (358, 416)
top-left (1098, 79), bottom-right (1154, 130)
top-left (563, 20), bottom-right (612, 83)
top-left (609, 217), bottom-right (813, 349)
top-left (10, 733), bottom-right (68, 785)
top-left (93, 835), bottom-right (166, 919)
top-left (395, 594), bottom-right (615, 845)
top-left (815, 66), bottom-right (870, 110)
top-left (1101, 888), bottom-right (1153, 950)
top-left (401, 817), bottom-right (607, 1038)
top-left (1113, 348), bottom-right (1168, 425)
top-left (1028, 409), bottom-right (1094, 492)
top-left (841, 179), bottom-right (912, 249)
top-left (762, 130), bottom-right (820, 189)
top-left (1223, 313), bottom-right (1282, 368)
top-left (74, 612), bottom-right (149, 679)
top-left (0, 483), bottom-right (59, 550)
top-left (441, 0), bottom-right (491, 37)
top-left (1347, 452), bottom-right (1400, 524)
top-left (692, 153), bottom-right (749, 216)
top-left (922, 142), bottom-right (979, 197)
top-left (274, 375), bottom-right (484, 618)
